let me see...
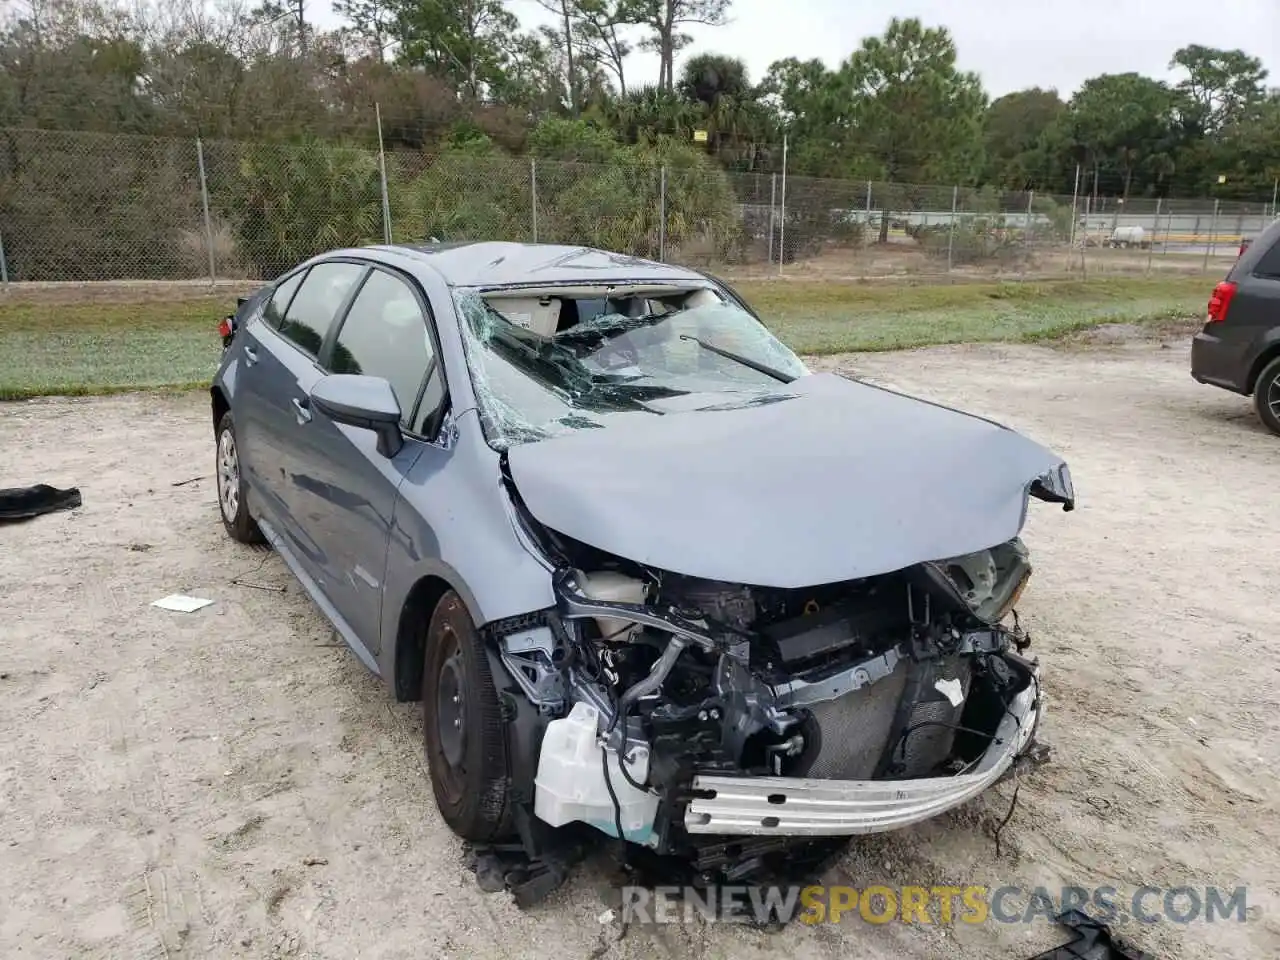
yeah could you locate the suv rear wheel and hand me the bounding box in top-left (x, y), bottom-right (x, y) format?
top-left (1254, 356), bottom-right (1280, 437)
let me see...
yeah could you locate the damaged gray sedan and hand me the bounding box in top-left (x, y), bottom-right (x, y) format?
top-left (210, 241), bottom-right (1073, 886)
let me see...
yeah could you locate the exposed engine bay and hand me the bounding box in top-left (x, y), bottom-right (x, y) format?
top-left (455, 282), bottom-right (1069, 890)
top-left (485, 515), bottom-right (1045, 880)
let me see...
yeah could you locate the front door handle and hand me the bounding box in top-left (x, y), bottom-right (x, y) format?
top-left (243, 345), bottom-right (258, 367)
top-left (291, 397), bottom-right (312, 424)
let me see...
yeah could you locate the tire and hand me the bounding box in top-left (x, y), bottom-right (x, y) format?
top-left (1253, 356), bottom-right (1280, 437)
top-left (422, 590), bottom-right (512, 841)
top-left (215, 411), bottom-right (265, 544)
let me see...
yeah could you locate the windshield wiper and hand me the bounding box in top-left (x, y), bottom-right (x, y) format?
top-left (677, 335), bottom-right (797, 384)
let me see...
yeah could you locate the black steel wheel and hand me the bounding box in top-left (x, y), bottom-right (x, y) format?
top-left (422, 590), bottom-right (512, 841)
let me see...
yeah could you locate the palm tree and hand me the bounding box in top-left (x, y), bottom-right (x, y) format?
top-left (601, 86), bottom-right (702, 143)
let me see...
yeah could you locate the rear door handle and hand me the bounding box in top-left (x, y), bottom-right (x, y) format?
top-left (243, 345), bottom-right (258, 367)
top-left (291, 397), bottom-right (312, 424)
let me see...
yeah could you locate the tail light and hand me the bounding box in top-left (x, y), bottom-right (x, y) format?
top-left (1207, 281), bottom-right (1237, 323)
top-left (217, 316), bottom-right (233, 339)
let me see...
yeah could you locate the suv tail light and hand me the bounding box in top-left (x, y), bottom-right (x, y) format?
top-left (1207, 281), bottom-right (1237, 323)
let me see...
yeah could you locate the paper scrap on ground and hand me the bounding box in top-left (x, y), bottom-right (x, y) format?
top-left (151, 594), bottom-right (213, 613)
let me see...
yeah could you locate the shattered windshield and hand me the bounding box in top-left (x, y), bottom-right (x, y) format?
top-left (456, 285), bottom-right (809, 448)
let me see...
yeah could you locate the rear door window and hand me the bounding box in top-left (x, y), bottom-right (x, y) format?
top-left (328, 268), bottom-right (439, 427)
top-left (278, 262), bottom-right (366, 357)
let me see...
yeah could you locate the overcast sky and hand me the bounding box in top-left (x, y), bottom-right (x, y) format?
top-left (317, 0), bottom-right (1280, 99)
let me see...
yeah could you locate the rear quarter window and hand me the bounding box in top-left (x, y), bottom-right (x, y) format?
top-left (1252, 234), bottom-right (1280, 280)
top-left (262, 271), bottom-right (305, 329)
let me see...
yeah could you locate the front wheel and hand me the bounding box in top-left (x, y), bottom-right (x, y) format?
top-left (422, 591), bottom-right (512, 842)
top-left (1253, 356), bottom-right (1280, 437)
top-left (216, 411), bottom-right (265, 543)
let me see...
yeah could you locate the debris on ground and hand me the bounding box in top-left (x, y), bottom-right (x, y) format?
top-left (231, 578), bottom-right (287, 593)
top-left (151, 594), bottom-right (214, 613)
top-left (466, 820), bottom-right (595, 908)
top-left (1027, 909), bottom-right (1155, 959)
top-left (0, 483), bottom-right (81, 523)
top-left (229, 555), bottom-right (284, 593)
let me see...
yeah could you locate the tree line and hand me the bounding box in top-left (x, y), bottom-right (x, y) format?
top-left (1, 0), bottom-right (1277, 203)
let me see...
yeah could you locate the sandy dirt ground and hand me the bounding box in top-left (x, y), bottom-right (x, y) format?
top-left (2, 336), bottom-right (1278, 959)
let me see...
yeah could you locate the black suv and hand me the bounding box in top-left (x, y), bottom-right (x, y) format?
top-left (1191, 217), bottom-right (1280, 435)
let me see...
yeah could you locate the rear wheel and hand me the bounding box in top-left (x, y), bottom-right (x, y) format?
top-left (1253, 356), bottom-right (1280, 437)
top-left (422, 591), bottom-right (512, 841)
top-left (215, 411), bottom-right (265, 543)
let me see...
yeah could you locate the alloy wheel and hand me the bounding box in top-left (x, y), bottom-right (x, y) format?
top-left (217, 428), bottom-right (240, 522)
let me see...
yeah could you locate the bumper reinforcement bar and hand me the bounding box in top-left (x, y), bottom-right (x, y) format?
top-left (684, 677), bottom-right (1039, 836)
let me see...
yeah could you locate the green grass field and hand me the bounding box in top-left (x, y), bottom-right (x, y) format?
top-left (0, 277), bottom-right (1210, 400)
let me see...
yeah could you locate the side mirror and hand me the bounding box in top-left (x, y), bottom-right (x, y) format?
top-left (310, 374), bottom-right (404, 458)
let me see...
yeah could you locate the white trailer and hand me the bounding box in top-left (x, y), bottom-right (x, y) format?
top-left (1106, 225), bottom-right (1149, 248)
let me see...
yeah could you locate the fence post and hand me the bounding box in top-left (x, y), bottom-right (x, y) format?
top-left (1272, 178), bottom-right (1278, 220)
top-left (530, 159), bottom-right (538, 243)
top-left (658, 165), bottom-right (667, 261)
top-left (946, 185), bottom-right (958, 273)
top-left (1021, 190), bottom-right (1034, 277)
top-left (1203, 199), bottom-right (1219, 272)
top-left (1147, 198), bottom-right (1160, 275)
top-left (1081, 195), bottom-right (1090, 279)
top-left (766, 173), bottom-right (777, 266)
top-left (778, 134), bottom-right (788, 275)
top-left (1210, 199), bottom-right (1220, 259)
top-left (864, 180), bottom-right (873, 250)
top-left (0, 227), bottom-right (8, 286)
top-left (1025, 190), bottom-right (1035, 269)
top-left (1066, 164), bottom-right (1080, 274)
top-left (375, 103), bottom-right (392, 244)
top-left (196, 137), bottom-right (216, 287)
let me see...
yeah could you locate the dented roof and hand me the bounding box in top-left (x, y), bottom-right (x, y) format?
top-left (361, 241), bottom-right (706, 288)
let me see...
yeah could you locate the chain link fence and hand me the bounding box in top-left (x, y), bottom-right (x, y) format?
top-left (1, 126), bottom-right (1278, 285)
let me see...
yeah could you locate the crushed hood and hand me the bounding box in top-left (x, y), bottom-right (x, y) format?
top-left (505, 372), bottom-right (1074, 588)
